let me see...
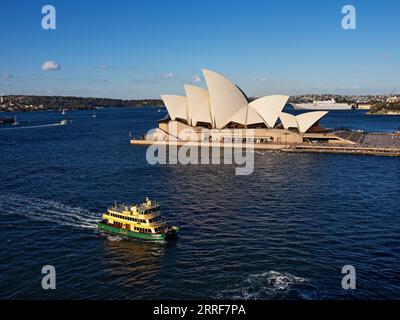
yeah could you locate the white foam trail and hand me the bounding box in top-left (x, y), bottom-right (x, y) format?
top-left (218, 271), bottom-right (306, 299)
top-left (106, 234), bottom-right (123, 242)
top-left (0, 122), bottom-right (66, 131)
top-left (0, 194), bottom-right (99, 230)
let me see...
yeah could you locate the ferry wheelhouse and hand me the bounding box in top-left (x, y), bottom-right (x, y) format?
top-left (98, 197), bottom-right (179, 241)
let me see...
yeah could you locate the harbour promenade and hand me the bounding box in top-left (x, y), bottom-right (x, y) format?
top-left (131, 131), bottom-right (400, 157)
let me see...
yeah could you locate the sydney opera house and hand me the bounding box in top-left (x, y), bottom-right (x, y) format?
top-left (136, 69), bottom-right (351, 147)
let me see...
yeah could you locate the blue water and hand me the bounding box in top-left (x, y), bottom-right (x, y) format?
top-left (0, 107), bottom-right (399, 299)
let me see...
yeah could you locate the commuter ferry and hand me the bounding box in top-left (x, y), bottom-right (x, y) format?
top-left (97, 197), bottom-right (179, 241)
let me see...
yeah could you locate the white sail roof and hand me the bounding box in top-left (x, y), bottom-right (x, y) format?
top-left (203, 69), bottom-right (248, 129)
top-left (160, 69), bottom-right (327, 132)
top-left (246, 106), bottom-right (265, 125)
top-left (228, 105), bottom-right (265, 126)
top-left (228, 106), bottom-right (248, 125)
top-left (184, 85), bottom-right (212, 126)
top-left (279, 112), bottom-right (298, 129)
top-left (161, 95), bottom-right (188, 121)
top-left (278, 111), bottom-right (328, 133)
top-left (249, 95), bottom-right (289, 128)
top-left (296, 111), bottom-right (328, 133)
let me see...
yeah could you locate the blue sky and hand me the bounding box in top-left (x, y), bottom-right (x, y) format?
top-left (0, 0), bottom-right (399, 98)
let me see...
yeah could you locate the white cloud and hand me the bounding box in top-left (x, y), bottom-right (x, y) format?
top-left (192, 74), bottom-right (202, 82)
top-left (319, 84), bottom-right (361, 90)
top-left (251, 77), bottom-right (268, 81)
top-left (41, 60), bottom-right (60, 71)
top-left (98, 64), bottom-right (109, 69)
top-left (1, 72), bottom-right (13, 79)
top-left (162, 72), bottom-right (175, 79)
top-left (379, 52), bottom-right (391, 60)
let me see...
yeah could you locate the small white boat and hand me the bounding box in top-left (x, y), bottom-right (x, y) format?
top-left (92, 110), bottom-right (96, 118)
top-left (12, 116), bottom-right (18, 126)
top-left (60, 120), bottom-right (68, 125)
top-left (61, 109), bottom-right (66, 115)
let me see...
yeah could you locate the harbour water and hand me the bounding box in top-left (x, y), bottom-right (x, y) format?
top-left (0, 107), bottom-right (399, 299)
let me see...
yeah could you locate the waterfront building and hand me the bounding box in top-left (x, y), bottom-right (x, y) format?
top-left (138, 69), bottom-right (351, 146)
top-left (357, 103), bottom-right (372, 110)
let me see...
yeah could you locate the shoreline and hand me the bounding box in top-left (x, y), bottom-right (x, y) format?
top-left (0, 105), bottom-right (165, 113)
top-left (130, 139), bottom-right (400, 157)
top-left (368, 111), bottom-right (400, 116)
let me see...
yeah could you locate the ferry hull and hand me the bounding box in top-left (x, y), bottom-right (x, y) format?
top-left (292, 103), bottom-right (352, 110)
top-left (97, 222), bottom-right (178, 241)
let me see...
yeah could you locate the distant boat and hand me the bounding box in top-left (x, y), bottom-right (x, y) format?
top-left (0, 117), bottom-right (14, 125)
top-left (12, 116), bottom-right (18, 126)
top-left (292, 99), bottom-right (353, 110)
top-left (60, 119), bottom-right (68, 125)
top-left (92, 110), bottom-right (96, 118)
top-left (61, 109), bottom-right (66, 115)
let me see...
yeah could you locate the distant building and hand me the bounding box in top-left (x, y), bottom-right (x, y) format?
top-left (357, 103), bottom-right (372, 110)
top-left (387, 96), bottom-right (399, 103)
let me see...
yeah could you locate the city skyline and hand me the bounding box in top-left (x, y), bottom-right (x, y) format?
top-left (1, 0), bottom-right (399, 99)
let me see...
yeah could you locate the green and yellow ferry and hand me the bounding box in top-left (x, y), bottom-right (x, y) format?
top-left (98, 197), bottom-right (179, 241)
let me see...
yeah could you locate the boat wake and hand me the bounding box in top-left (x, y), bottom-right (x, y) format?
top-left (217, 271), bottom-right (306, 300)
top-left (0, 122), bottom-right (67, 131)
top-left (105, 234), bottom-right (123, 242)
top-left (0, 194), bottom-right (98, 230)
